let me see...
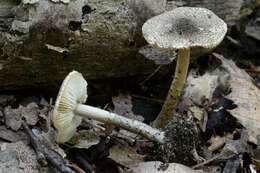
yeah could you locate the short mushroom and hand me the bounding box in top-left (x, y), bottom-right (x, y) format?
top-left (52, 71), bottom-right (165, 143)
top-left (142, 7), bottom-right (227, 128)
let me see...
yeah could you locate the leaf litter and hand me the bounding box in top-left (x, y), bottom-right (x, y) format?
top-left (0, 52), bottom-right (259, 173)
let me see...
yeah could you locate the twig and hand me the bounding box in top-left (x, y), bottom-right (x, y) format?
top-left (70, 154), bottom-right (94, 173)
top-left (68, 162), bottom-right (86, 173)
top-left (22, 121), bottom-right (47, 166)
top-left (131, 94), bottom-right (164, 104)
top-left (227, 36), bottom-right (241, 47)
top-left (22, 121), bottom-right (76, 173)
top-left (192, 154), bottom-right (223, 169)
top-left (245, 69), bottom-right (260, 74)
top-left (43, 147), bottom-right (76, 173)
top-left (139, 65), bottom-right (162, 86)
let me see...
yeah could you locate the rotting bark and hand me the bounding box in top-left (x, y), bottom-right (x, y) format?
top-left (0, 0), bottom-right (167, 90)
top-left (0, 0), bottom-right (255, 90)
top-left (169, 0), bottom-right (244, 25)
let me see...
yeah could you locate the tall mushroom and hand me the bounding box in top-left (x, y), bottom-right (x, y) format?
top-left (52, 71), bottom-right (165, 144)
top-left (142, 7), bottom-right (227, 128)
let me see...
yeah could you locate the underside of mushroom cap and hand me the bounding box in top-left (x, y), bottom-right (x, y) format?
top-left (52, 71), bottom-right (88, 143)
top-left (142, 7), bottom-right (227, 50)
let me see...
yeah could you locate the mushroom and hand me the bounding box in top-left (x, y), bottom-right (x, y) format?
top-left (52, 71), bottom-right (165, 143)
top-left (142, 7), bottom-right (227, 128)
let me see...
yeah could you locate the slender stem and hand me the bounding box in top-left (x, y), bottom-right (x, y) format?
top-left (153, 48), bottom-right (190, 128)
top-left (75, 104), bottom-right (165, 143)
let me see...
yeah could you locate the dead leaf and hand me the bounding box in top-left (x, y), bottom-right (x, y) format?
top-left (50, 0), bottom-right (70, 3)
top-left (245, 18), bottom-right (260, 41)
top-left (184, 70), bottom-right (219, 106)
top-left (126, 161), bottom-right (204, 173)
top-left (4, 106), bottom-right (23, 131)
top-left (70, 130), bottom-right (100, 149)
top-left (4, 102), bottom-right (43, 131)
top-left (0, 126), bottom-right (27, 143)
top-left (109, 145), bottom-right (145, 166)
top-left (112, 94), bottom-right (144, 122)
top-left (0, 95), bottom-right (16, 107)
top-left (188, 106), bottom-right (208, 132)
top-left (0, 111), bottom-right (3, 118)
top-left (21, 102), bottom-right (39, 126)
top-left (139, 45), bottom-right (176, 65)
top-left (45, 44), bottom-right (69, 53)
top-left (208, 136), bottom-right (225, 152)
top-left (22, 0), bottom-right (39, 4)
top-left (214, 54), bottom-right (260, 138)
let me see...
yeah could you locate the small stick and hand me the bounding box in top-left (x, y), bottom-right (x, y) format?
top-left (43, 147), bottom-right (76, 173)
top-left (71, 154), bottom-right (94, 173)
top-left (22, 121), bottom-right (47, 166)
top-left (192, 154), bottom-right (223, 169)
top-left (227, 36), bottom-right (241, 47)
top-left (131, 94), bottom-right (164, 104)
top-left (245, 69), bottom-right (260, 74)
top-left (68, 162), bottom-right (87, 173)
top-left (139, 65), bottom-right (162, 86)
top-left (22, 121), bottom-right (76, 173)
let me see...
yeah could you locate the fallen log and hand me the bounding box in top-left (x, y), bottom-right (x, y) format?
top-left (0, 0), bottom-right (168, 90)
top-left (0, 0), bottom-right (252, 90)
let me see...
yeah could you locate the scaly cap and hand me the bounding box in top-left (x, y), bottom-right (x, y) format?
top-left (142, 7), bottom-right (227, 50)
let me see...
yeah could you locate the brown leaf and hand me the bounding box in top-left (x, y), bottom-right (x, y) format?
top-left (214, 54), bottom-right (260, 138)
top-left (109, 144), bottom-right (145, 166)
top-left (0, 126), bottom-right (27, 142)
top-left (4, 106), bottom-right (22, 131)
top-left (21, 102), bottom-right (39, 126)
top-left (126, 161), bottom-right (204, 173)
top-left (184, 71), bottom-right (219, 106)
top-left (112, 94), bottom-right (144, 122)
top-left (208, 135), bottom-right (225, 152)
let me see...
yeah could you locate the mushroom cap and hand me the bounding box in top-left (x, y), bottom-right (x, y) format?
top-left (142, 7), bottom-right (227, 50)
top-left (52, 71), bottom-right (88, 143)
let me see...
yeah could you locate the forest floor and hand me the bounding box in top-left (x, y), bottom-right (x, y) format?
top-left (0, 5), bottom-right (260, 173)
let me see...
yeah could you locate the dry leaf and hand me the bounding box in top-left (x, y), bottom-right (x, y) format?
top-left (0, 95), bottom-right (15, 107)
top-left (4, 106), bottom-right (23, 131)
top-left (184, 70), bottom-right (219, 106)
top-left (22, 0), bottom-right (39, 4)
top-left (109, 145), bottom-right (145, 166)
top-left (126, 161), bottom-right (204, 173)
top-left (45, 44), bottom-right (69, 54)
top-left (139, 45), bottom-right (176, 65)
top-left (112, 94), bottom-right (144, 122)
top-left (185, 54), bottom-right (260, 139)
top-left (208, 136), bottom-right (225, 152)
top-left (214, 54), bottom-right (260, 138)
top-left (0, 126), bottom-right (27, 143)
top-left (21, 102), bottom-right (39, 126)
top-left (188, 106), bottom-right (208, 132)
top-left (70, 130), bottom-right (100, 149)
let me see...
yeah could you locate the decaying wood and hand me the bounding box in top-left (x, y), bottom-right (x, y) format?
top-left (0, 0), bottom-right (256, 90)
top-left (0, 0), bottom-right (166, 90)
top-left (170, 0), bottom-right (244, 25)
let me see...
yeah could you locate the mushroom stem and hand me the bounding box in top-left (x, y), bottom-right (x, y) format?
top-left (153, 48), bottom-right (191, 128)
top-left (75, 104), bottom-right (165, 143)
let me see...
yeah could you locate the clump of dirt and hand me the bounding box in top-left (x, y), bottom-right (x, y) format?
top-left (147, 113), bottom-right (200, 165)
